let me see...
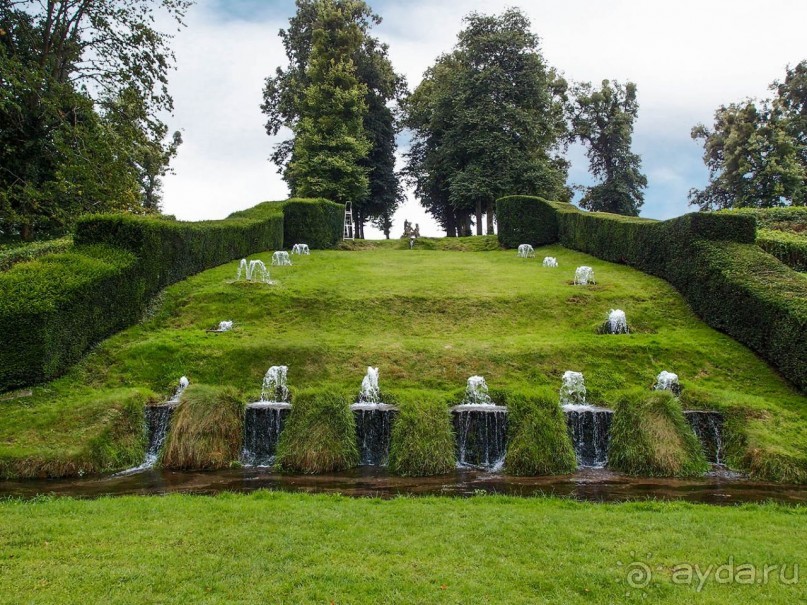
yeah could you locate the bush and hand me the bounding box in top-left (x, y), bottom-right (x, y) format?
top-left (281, 198), bottom-right (344, 249)
top-left (495, 196), bottom-right (560, 248)
top-left (500, 389), bottom-right (576, 476)
top-left (757, 229), bottom-right (807, 272)
top-left (388, 392), bottom-right (456, 476)
top-left (608, 390), bottom-right (708, 477)
top-left (724, 206), bottom-right (807, 234)
top-left (275, 389), bottom-right (358, 473)
top-left (0, 236), bottom-right (73, 271)
top-left (162, 384), bottom-right (244, 470)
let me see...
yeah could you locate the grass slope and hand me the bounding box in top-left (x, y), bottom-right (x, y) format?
top-left (0, 244), bottom-right (805, 479)
top-left (0, 493), bottom-right (805, 603)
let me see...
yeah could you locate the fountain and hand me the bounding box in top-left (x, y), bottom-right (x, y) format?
top-left (271, 251), bottom-right (292, 266)
top-left (653, 371), bottom-right (681, 396)
top-left (451, 376), bottom-right (507, 470)
top-left (116, 376), bottom-right (188, 475)
top-left (236, 259), bottom-right (271, 283)
top-left (603, 309), bottom-right (629, 334)
top-left (209, 320), bottom-right (233, 333)
top-left (350, 367), bottom-right (398, 466)
top-left (291, 243), bottom-right (310, 255)
top-left (543, 257), bottom-right (558, 268)
top-left (560, 372), bottom-right (613, 468)
top-left (517, 244), bottom-right (535, 258)
top-left (243, 366), bottom-right (292, 466)
top-left (574, 266), bottom-right (595, 285)
top-left (684, 411), bottom-right (725, 465)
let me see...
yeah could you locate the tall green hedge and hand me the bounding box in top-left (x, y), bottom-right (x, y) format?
top-left (281, 198), bottom-right (344, 249)
top-left (495, 195), bottom-right (561, 248)
top-left (0, 197), bottom-right (347, 391)
top-left (497, 195), bottom-right (807, 391)
top-left (757, 229), bottom-right (807, 272)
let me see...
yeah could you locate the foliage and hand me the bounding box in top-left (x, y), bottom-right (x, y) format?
top-left (500, 389), bottom-right (576, 476)
top-left (690, 60), bottom-right (807, 210)
top-left (757, 229), bottom-right (807, 272)
top-left (162, 384), bottom-right (244, 470)
top-left (285, 0), bottom-right (371, 205)
top-left (495, 195), bottom-right (560, 248)
top-left (0, 236), bottom-right (72, 271)
top-left (723, 206), bottom-right (807, 233)
top-left (403, 8), bottom-right (570, 236)
top-left (262, 0), bottom-right (404, 236)
top-left (387, 392), bottom-right (456, 476)
top-left (282, 198), bottom-right (344, 249)
top-left (275, 389), bottom-right (359, 473)
top-left (0, 1), bottom-right (189, 239)
top-left (569, 80), bottom-right (647, 215)
top-left (608, 390), bottom-right (709, 477)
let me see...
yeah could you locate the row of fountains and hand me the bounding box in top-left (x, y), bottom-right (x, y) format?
top-left (136, 366), bottom-right (723, 475)
top-left (234, 244), bottom-right (309, 284)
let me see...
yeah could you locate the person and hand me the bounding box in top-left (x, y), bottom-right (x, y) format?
top-left (409, 235), bottom-right (416, 249)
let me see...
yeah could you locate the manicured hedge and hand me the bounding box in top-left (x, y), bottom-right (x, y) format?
top-left (0, 236), bottom-right (73, 271)
top-left (495, 195), bottom-right (560, 248)
top-left (280, 198), bottom-right (344, 249)
top-left (757, 229), bottom-right (807, 272)
top-left (0, 200), bottom-right (295, 391)
top-left (497, 195), bottom-right (807, 391)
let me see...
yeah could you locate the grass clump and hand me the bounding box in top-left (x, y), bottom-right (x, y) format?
top-left (388, 392), bottom-right (456, 476)
top-left (275, 389), bottom-right (358, 473)
top-left (498, 388), bottom-right (576, 476)
top-left (162, 384), bottom-right (244, 470)
top-left (609, 390), bottom-right (708, 477)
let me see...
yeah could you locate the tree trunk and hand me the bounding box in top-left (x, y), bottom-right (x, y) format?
top-left (486, 200), bottom-right (495, 234)
top-left (21, 224), bottom-right (33, 241)
top-left (475, 200), bottom-right (483, 235)
top-left (464, 213), bottom-right (473, 237)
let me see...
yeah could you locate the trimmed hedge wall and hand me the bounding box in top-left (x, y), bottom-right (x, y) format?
top-left (281, 198), bottom-right (344, 249)
top-left (496, 195), bottom-right (561, 248)
top-left (757, 229), bottom-right (807, 272)
top-left (497, 195), bottom-right (807, 391)
top-left (0, 198), bottom-right (342, 391)
top-left (0, 236), bottom-right (73, 271)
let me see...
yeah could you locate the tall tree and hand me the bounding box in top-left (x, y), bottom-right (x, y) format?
top-left (262, 0), bottom-right (405, 238)
top-left (569, 80), bottom-right (647, 216)
top-left (0, 0), bottom-right (189, 239)
top-left (690, 61), bottom-right (806, 210)
top-left (403, 9), bottom-right (570, 237)
top-left (284, 0), bottom-right (371, 204)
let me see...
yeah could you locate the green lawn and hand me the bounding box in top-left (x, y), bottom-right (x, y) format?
top-left (1, 243), bottom-right (805, 478)
top-left (0, 492), bottom-right (804, 603)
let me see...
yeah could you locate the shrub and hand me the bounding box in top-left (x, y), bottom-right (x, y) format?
top-left (757, 229), bottom-right (807, 272)
top-left (388, 392), bottom-right (456, 476)
top-left (162, 384), bottom-right (244, 470)
top-left (500, 389), bottom-right (576, 476)
top-left (275, 389), bottom-right (358, 473)
top-left (281, 198), bottom-right (344, 249)
top-left (0, 236), bottom-right (73, 271)
top-left (724, 206), bottom-right (807, 234)
top-left (495, 195), bottom-right (560, 248)
top-left (608, 390), bottom-right (708, 477)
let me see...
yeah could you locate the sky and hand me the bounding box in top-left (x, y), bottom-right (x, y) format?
top-left (160, 0), bottom-right (807, 237)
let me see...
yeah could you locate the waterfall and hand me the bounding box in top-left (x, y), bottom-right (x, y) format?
top-left (452, 406), bottom-right (508, 470)
top-left (563, 405), bottom-right (613, 468)
top-left (684, 410), bottom-right (725, 465)
top-left (242, 404), bottom-right (291, 466)
top-left (352, 405), bottom-right (397, 466)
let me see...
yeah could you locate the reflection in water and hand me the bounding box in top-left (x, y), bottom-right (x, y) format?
top-left (1, 467), bottom-right (805, 505)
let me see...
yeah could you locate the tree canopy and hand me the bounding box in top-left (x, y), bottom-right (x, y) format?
top-left (402, 8), bottom-right (570, 236)
top-left (569, 79), bottom-right (647, 216)
top-left (262, 0), bottom-right (405, 237)
top-left (690, 60), bottom-right (807, 210)
top-left (0, 0), bottom-right (189, 239)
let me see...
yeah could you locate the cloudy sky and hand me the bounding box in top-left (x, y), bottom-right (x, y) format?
top-left (161, 0), bottom-right (807, 237)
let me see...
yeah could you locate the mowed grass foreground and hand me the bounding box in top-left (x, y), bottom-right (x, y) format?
top-left (0, 492), bottom-right (804, 603)
top-left (1, 243), bottom-right (805, 477)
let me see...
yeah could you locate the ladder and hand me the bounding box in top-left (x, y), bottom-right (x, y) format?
top-left (343, 201), bottom-right (355, 240)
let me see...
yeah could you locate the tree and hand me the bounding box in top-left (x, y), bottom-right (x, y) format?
top-left (569, 80), bottom-right (647, 216)
top-left (403, 9), bottom-right (570, 237)
top-left (262, 0), bottom-right (405, 238)
top-left (284, 0), bottom-right (371, 204)
top-left (690, 61), bottom-right (806, 210)
top-left (0, 1), bottom-right (189, 239)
